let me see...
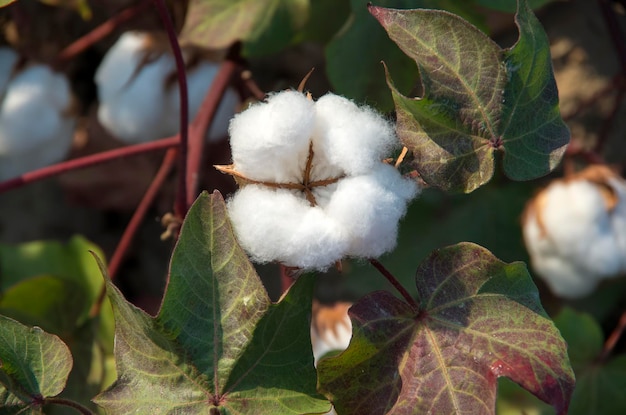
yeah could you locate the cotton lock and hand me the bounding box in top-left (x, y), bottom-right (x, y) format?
top-left (225, 90), bottom-right (418, 270)
top-left (95, 31), bottom-right (238, 144)
top-left (0, 47), bottom-right (75, 180)
top-left (523, 165), bottom-right (626, 298)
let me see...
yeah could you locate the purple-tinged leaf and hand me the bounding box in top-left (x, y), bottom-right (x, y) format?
top-left (318, 242), bottom-right (574, 414)
top-left (372, 0), bottom-right (568, 192)
top-left (0, 315), bottom-right (73, 413)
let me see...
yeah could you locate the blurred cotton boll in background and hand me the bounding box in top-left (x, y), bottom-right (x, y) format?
top-left (310, 300), bottom-right (352, 415)
top-left (522, 165), bottom-right (626, 299)
top-left (310, 300), bottom-right (352, 366)
top-left (0, 48), bottom-right (76, 180)
top-left (95, 31), bottom-right (238, 145)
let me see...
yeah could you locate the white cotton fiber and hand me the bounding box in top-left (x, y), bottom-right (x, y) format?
top-left (229, 90), bottom-right (315, 183)
top-left (0, 47), bottom-right (18, 94)
top-left (226, 90), bottom-right (418, 270)
top-left (95, 31), bottom-right (146, 103)
top-left (523, 166), bottom-right (626, 298)
top-left (96, 31), bottom-right (238, 144)
top-left (227, 185), bottom-right (348, 269)
top-left (98, 52), bottom-right (175, 143)
top-left (327, 164), bottom-right (418, 258)
top-left (0, 64), bottom-right (75, 180)
top-left (314, 93), bottom-right (397, 176)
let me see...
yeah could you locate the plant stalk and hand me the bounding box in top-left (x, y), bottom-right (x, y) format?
top-left (369, 258), bottom-right (419, 310)
top-left (0, 136), bottom-right (179, 194)
top-left (152, 0), bottom-right (190, 218)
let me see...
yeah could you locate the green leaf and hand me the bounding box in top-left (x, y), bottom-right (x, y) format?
top-left (500, 0), bottom-right (569, 180)
top-left (373, 0), bottom-right (568, 192)
top-left (0, 276), bottom-right (86, 336)
top-left (318, 242), bottom-right (574, 415)
top-left (569, 355), bottom-right (626, 415)
top-left (94, 191), bottom-right (330, 414)
top-left (551, 308), bottom-right (626, 415)
top-left (553, 307), bottom-right (603, 372)
top-left (180, 0), bottom-right (310, 56)
top-left (326, 0), bottom-right (418, 112)
top-left (0, 315), bottom-right (72, 413)
top-left (0, 0), bottom-right (16, 7)
top-left (326, 0), bottom-right (484, 112)
top-left (297, 0), bottom-right (351, 44)
top-left (0, 236), bottom-right (106, 315)
top-left (476, 0), bottom-right (555, 13)
top-left (0, 237), bottom-right (115, 413)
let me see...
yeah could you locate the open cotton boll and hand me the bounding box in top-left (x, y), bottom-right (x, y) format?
top-left (314, 93), bottom-right (397, 176)
top-left (523, 165), bottom-right (626, 298)
top-left (540, 181), bottom-right (622, 276)
top-left (0, 65), bottom-right (75, 179)
top-left (224, 90), bottom-right (418, 270)
top-left (524, 207), bottom-right (604, 298)
top-left (227, 185), bottom-right (349, 269)
top-left (229, 90), bottom-right (314, 183)
top-left (0, 47), bottom-right (18, 94)
top-left (327, 164), bottom-right (418, 257)
top-left (95, 31), bottom-right (147, 103)
top-left (96, 31), bottom-right (239, 145)
top-left (97, 52), bottom-right (175, 144)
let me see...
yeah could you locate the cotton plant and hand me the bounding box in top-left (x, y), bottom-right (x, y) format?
top-left (0, 47), bottom-right (76, 180)
top-left (95, 31), bottom-right (238, 144)
top-left (219, 90), bottom-right (418, 270)
top-left (523, 164), bottom-right (626, 298)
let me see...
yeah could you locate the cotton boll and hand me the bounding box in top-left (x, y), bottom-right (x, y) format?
top-left (229, 91), bottom-right (314, 182)
top-left (228, 185), bottom-right (348, 269)
top-left (0, 47), bottom-right (18, 94)
top-left (314, 93), bottom-right (398, 176)
top-left (327, 164), bottom-right (418, 258)
top-left (224, 90), bottom-right (418, 269)
top-left (524, 207), bottom-right (602, 298)
top-left (541, 181), bottom-right (622, 277)
top-left (0, 65), bottom-right (75, 179)
top-left (97, 51), bottom-right (175, 144)
top-left (523, 166), bottom-right (626, 298)
top-left (96, 31), bottom-right (239, 145)
top-left (95, 31), bottom-right (147, 103)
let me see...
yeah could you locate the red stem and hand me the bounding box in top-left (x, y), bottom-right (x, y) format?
top-left (152, 0), bottom-right (190, 217)
top-left (90, 148), bottom-right (178, 317)
top-left (599, 309), bottom-right (626, 362)
top-left (280, 265), bottom-right (295, 294)
top-left (369, 258), bottom-right (419, 311)
top-left (108, 148), bottom-right (178, 279)
top-left (0, 136), bottom-right (179, 194)
top-left (185, 59), bottom-right (238, 208)
top-left (54, 0), bottom-right (153, 66)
